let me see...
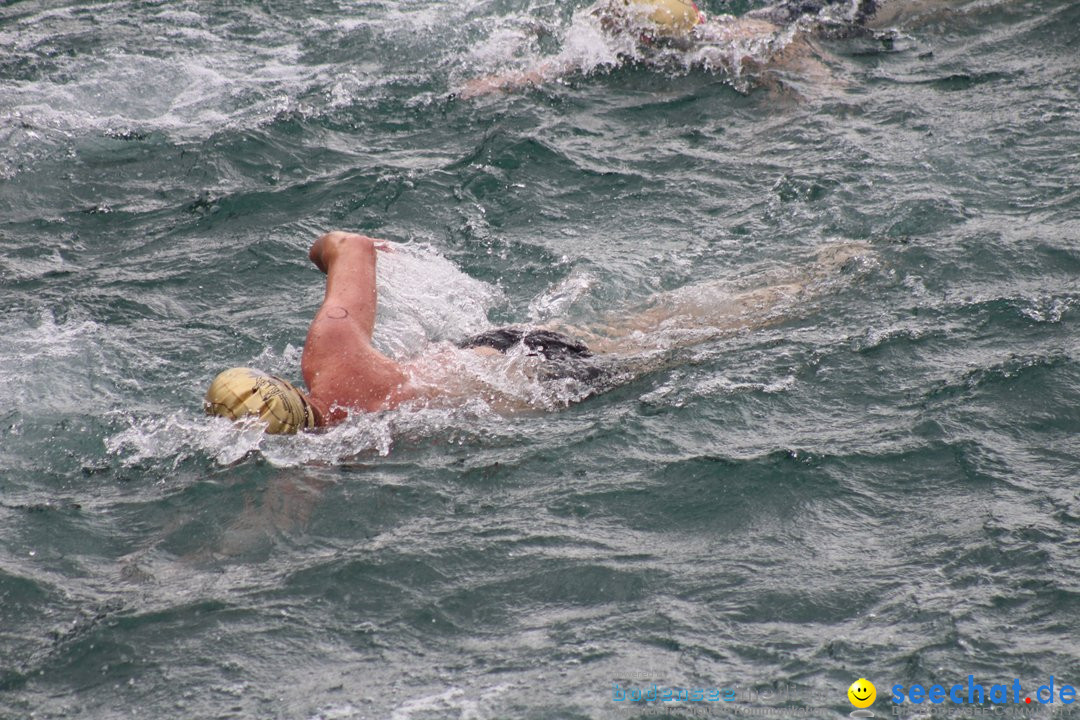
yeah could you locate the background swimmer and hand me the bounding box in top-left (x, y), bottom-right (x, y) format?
top-left (458, 0), bottom-right (970, 97)
top-left (206, 232), bottom-right (873, 431)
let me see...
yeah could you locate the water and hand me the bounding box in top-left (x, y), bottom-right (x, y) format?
top-left (1, 0), bottom-right (1078, 718)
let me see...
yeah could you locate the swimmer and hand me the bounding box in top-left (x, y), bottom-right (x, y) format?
top-left (205, 231), bottom-right (872, 433)
top-left (206, 232), bottom-right (604, 431)
top-left (458, 0), bottom-right (964, 98)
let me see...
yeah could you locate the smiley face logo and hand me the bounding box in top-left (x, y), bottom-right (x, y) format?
top-left (848, 678), bottom-right (876, 709)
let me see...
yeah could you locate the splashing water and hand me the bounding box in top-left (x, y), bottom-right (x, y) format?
top-left (3, 1), bottom-right (1079, 718)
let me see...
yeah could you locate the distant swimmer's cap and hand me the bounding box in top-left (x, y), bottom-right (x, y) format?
top-left (636, 0), bottom-right (706, 33)
top-left (204, 367), bottom-right (318, 434)
top-left (596, 0), bottom-right (706, 37)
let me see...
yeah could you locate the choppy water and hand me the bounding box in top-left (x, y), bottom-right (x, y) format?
top-left (2, 0), bottom-right (1079, 718)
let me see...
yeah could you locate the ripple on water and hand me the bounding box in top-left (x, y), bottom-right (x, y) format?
top-left (2, 0), bottom-right (1080, 718)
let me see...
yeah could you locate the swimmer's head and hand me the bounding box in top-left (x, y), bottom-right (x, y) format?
top-left (593, 0), bottom-right (706, 41)
top-left (204, 367), bottom-right (318, 434)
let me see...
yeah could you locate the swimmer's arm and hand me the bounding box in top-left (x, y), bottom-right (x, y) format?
top-left (309, 230), bottom-right (380, 337)
top-left (861, 0), bottom-right (970, 29)
top-left (304, 232), bottom-right (409, 414)
top-left (457, 61), bottom-right (557, 99)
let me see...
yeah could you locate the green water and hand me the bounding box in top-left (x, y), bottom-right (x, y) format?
top-left (1, 0), bottom-right (1078, 718)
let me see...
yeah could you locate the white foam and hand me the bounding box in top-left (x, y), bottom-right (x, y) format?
top-left (106, 397), bottom-right (520, 470)
top-left (640, 371), bottom-right (797, 407)
top-left (0, 4), bottom-right (330, 145)
top-left (457, 8), bottom-right (633, 85)
top-left (0, 309), bottom-right (130, 415)
top-left (374, 244), bottom-right (504, 357)
top-left (387, 682), bottom-right (513, 720)
top-left (1020, 295), bottom-right (1073, 324)
top-left (527, 266), bottom-right (597, 323)
top-left (307, 703), bottom-right (364, 720)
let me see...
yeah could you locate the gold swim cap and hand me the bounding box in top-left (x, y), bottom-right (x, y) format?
top-left (599, 0), bottom-right (706, 37)
top-left (204, 367), bottom-right (318, 435)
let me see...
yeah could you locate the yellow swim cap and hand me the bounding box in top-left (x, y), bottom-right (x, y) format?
top-left (204, 367), bottom-right (318, 435)
top-left (600, 0), bottom-right (706, 37)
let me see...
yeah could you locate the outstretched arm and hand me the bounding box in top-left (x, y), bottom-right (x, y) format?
top-left (861, 0), bottom-right (973, 29)
top-left (457, 61), bottom-right (558, 99)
